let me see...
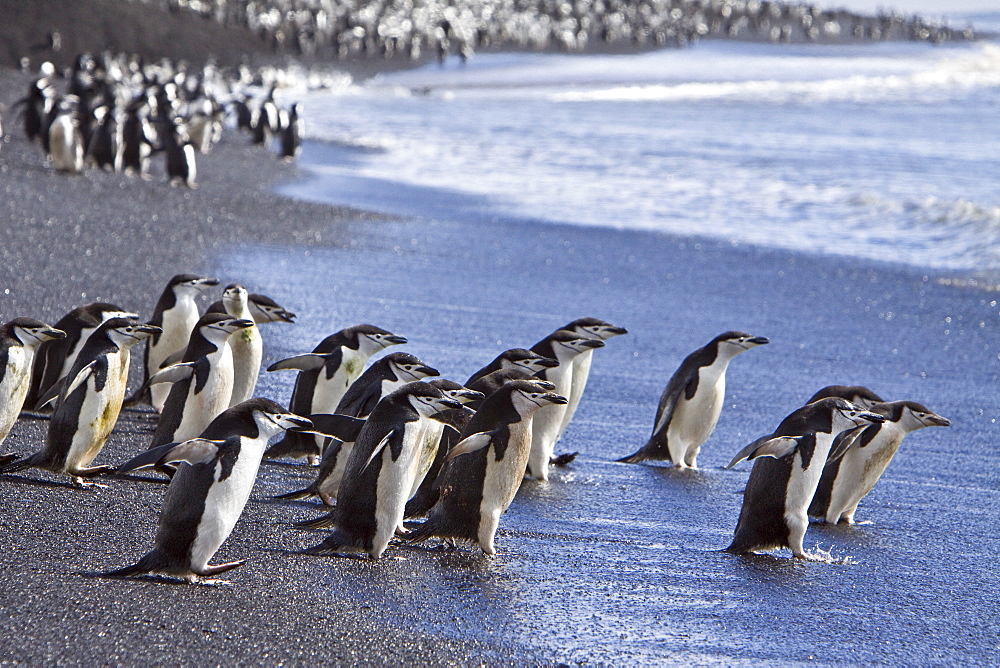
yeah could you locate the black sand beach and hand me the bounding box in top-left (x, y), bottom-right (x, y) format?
top-left (2, 51), bottom-right (999, 664)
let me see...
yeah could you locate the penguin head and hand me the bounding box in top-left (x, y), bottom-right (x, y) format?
top-left (385, 352), bottom-right (439, 382)
top-left (428, 378), bottom-right (485, 404)
top-left (508, 380), bottom-right (568, 416)
top-left (550, 331), bottom-right (605, 361)
top-left (103, 319), bottom-right (161, 348)
top-left (875, 400), bottom-right (951, 431)
top-left (354, 325), bottom-right (407, 354)
top-left (221, 284), bottom-right (250, 314)
top-left (807, 384), bottom-right (884, 409)
top-left (400, 382), bottom-right (464, 419)
top-left (248, 294), bottom-right (296, 323)
top-left (716, 331), bottom-right (769, 354)
top-left (171, 274), bottom-right (219, 295)
top-left (564, 317), bottom-right (629, 340)
top-left (830, 398), bottom-right (886, 431)
top-left (500, 349), bottom-right (559, 374)
top-left (239, 398), bottom-right (313, 439)
top-left (198, 313), bottom-right (253, 341)
top-left (7, 318), bottom-right (66, 347)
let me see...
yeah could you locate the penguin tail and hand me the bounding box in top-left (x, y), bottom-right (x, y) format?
top-left (616, 447), bottom-right (650, 464)
top-left (0, 453), bottom-right (41, 475)
top-left (617, 434), bottom-right (669, 464)
top-left (198, 560), bottom-right (245, 577)
top-left (404, 517), bottom-right (441, 545)
top-left (300, 532), bottom-right (347, 556)
top-left (97, 550), bottom-right (164, 579)
top-left (550, 451), bottom-right (579, 467)
top-left (273, 486), bottom-right (315, 502)
top-left (293, 511), bottom-right (337, 530)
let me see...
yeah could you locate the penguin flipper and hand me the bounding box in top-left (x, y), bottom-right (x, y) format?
top-left (359, 430), bottom-right (394, 472)
top-left (273, 486), bottom-right (316, 501)
top-left (828, 425), bottom-right (868, 463)
top-left (726, 436), bottom-right (802, 469)
top-left (117, 439), bottom-right (223, 473)
top-left (266, 353), bottom-right (329, 372)
top-left (33, 376), bottom-right (68, 411)
top-left (157, 350), bottom-right (187, 370)
top-left (310, 413), bottom-right (366, 443)
top-left (445, 432), bottom-right (493, 463)
top-left (147, 362), bottom-right (195, 387)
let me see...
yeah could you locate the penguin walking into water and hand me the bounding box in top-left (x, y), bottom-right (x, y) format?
top-left (809, 400), bottom-right (950, 525)
top-left (555, 318), bottom-right (628, 441)
top-left (263, 324), bottom-right (406, 462)
top-left (139, 274), bottom-right (219, 412)
top-left (104, 399), bottom-right (312, 583)
top-left (0, 319), bottom-right (65, 451)
top-left (27, 302), bottom-right (136, 412)
top-left (146, 314), bottom-right (254, 449)
top-left (299, 383), bottom-right (462, 559)
top-left (272, 352), bottom-right (439, 504)
top-left (279, 102), bottom-right (301, 161)
top-left (407, 380), bottom-right (568, 555)
top-left (0, 319), bottom-right (160, 486)
top-left (525, 330), bottom-right (604, 481)
top-left (618, 331), bottom-right (769, 469)
top-left (211, 285), bottom-right (262, 407)
top-left (465, 348), bottom-right (558, 386)
top-left (724, 398), bottom-right (885, 559)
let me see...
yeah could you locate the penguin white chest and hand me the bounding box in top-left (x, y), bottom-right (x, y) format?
top-left (66, 353), bottom-right (129, 469)
top-left (189, 441), bottom-right (265, 571)
top-left (229, 325), bottom-right (262, 406)
top-left (0, 347), bottom-right (29, 437)
top-left (478, 420), bottom-right (534, 554)
top-left (667, 361), bottom-right (728, 465)
top-left (372, 421), bottom-right (424, 557)
top-left (311, 349), bottom-right (362, 412)
top-left (784, 434), bottom-right (834, 521)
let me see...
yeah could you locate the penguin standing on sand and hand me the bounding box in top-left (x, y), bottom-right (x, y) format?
top-left (618, 331), bottom-right (769, 469)
top-left (725, 398), bottom-right (885, 559)
top-left (526, 330), bottom-right (604, 481)
top-left (0, 318), bottom-right (65, 450)
top-left (164, 116), bottom-right (197, 188)
top-left (299, 383), bottom-right (462, 559)
top-left (271, 352), bottom-right (439, 504)
top-left (27, 302), bottom-right (136, 411)
top-left (0, 319), bottom-right (160, 486)
top-left (105, 399), bottom-right (312, 583)
top-left (146, 314), bottom-right (254, 449)
top-left (810, 400), bottom-right (950, 525)
top-left (465, 348), bottom-right (558, 386)
top-left (407, 380), bottom-right (568, 555)
top-left (263, 325), bottom-right (407, 462)
top-left (48, 95), bottom-right (85, 174)
top-left (555, 318), bottom-right (628, 441)
top-left (141, 274), bottom-right (219, 412)
top-left (211, 285), bottom-right (262, 407)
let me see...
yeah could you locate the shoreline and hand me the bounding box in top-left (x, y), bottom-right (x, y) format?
top-left (2, 60), bottom-right (998, 664)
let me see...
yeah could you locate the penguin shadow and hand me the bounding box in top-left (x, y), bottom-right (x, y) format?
top-left (109, 472), bottom-right (170, 485)
top-left (79, 570), bottom-right (232, 587)
top-left (0, 473), bottom-right (106, 491)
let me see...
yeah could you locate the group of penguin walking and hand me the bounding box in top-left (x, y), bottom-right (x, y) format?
top-left (6, 51), bottom-right (302, 184)
top-left (0, 275), bottom-right (949, 583)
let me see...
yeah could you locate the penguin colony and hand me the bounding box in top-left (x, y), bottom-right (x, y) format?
top-left (8, 51), bottom-right (302, 183)
top-left (0, 276), bottom-right (950, 583)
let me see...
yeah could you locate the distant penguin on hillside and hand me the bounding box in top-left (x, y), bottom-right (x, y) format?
top-left (0, 318), bottom-right (65, 451)
top-left (27, 302), bottom-right (136, 412)
top-left (725, 398), bottom-right (885, 559)
top-left (0, 319), bottom-right (160, 486)
top-left (407, 379), bottom-right (568, 555)
top-left (809, 400), bottom-right (950, 525)
top-left (48, 95), bottom-right (85, 174)
top-left (139, 274), bottom-right (219, 412)
top-left (105, 399), bottom-right (312, 583)
top-left (618, 331), bottom-right (769, 469)
top-left (298, 383), bottom-right (462, 559)
top-left (525, 330), bottom-right (604, 480)
top-left (555, 318), bottom-right (628, 441)
top-left (263, 325), bottom-right (406, 462)
top-left (279, 102), bottom-right (301, 161)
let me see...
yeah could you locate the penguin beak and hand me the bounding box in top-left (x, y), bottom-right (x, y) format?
top-left (924, 413), bottom-right (951, 427)
top-left (417, 365), bottom-right (440, 377)
top-left (385, 335), bottom-right (408, 345)
top-left (233, 319), bottom-right (255, 329)
top-left (533, 357), bottom-right (559, 369)
top-left (747, 336), bottom-right (769, 346)
top-left (605, 326), bottom-right (629, 336)
top-left (134, 324), bottom-right (163, 337)
top-left (580, 339), bottom-right (605, 350)
top-left (284, 415), bottom-right (314, 431)
top-left (454, 389), bottom-right (485, 403)
top-left (198, 278), bottom-right (220, 289)
top-left (541, 393), bottom-right (568, 406)
top-left (855, 410), bottom-right (886, 425)
top-left (440, 398), bottom-right (463, 410)
top-left (42, 327), bottom-right (67, 341)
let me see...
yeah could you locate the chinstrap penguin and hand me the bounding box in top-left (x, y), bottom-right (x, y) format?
top-left (0, 318), bottom-right (65, 450)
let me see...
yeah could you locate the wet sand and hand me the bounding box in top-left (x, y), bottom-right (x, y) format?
top-left (2, 67), bottom-right (999, 663)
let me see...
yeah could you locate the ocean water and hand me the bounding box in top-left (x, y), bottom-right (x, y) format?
top-left (281, 36), bottom-right (1000, 275)
top-left (221, 35), bottom-right (1000, 662)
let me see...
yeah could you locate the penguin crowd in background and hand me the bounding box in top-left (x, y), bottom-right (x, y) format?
top-left (0, 273), bottom-right (951, 582)
top-left (6, 51), bottom-right (304, 184)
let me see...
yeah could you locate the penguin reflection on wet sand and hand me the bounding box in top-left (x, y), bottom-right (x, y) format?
top-left (104, 399), bottom-right (312, 584)
top-left (408, 380), bottom-right (568, 555)
top-left (263, 325), bottom-right (407, 462)
top-left (0, 319), bottom-right (160, 486)
top-left (725, 398), bottom-right (885, 559)
top-left (810, 400), bottom-right (950, 525)
top-left (0, 319), bottom-right (65, 453)
top-left (618, 331), bottom-right (769, 469)
top-left (299, 383), bottom-right (462, 560)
